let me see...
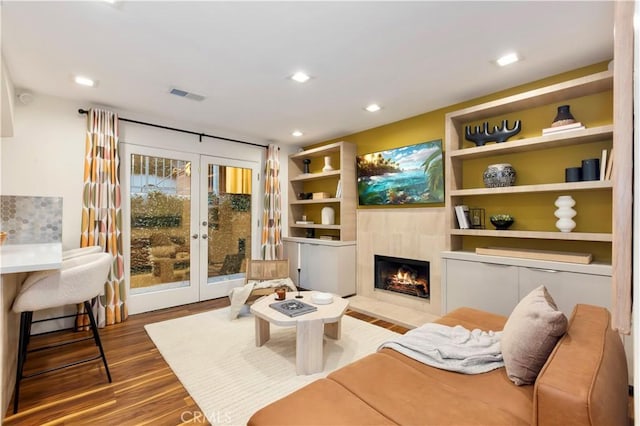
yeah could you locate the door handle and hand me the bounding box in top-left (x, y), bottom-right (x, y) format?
top-left (201, 234), bottom-right (208, 239)
top-left (192, 234), bottom-right (199, 239)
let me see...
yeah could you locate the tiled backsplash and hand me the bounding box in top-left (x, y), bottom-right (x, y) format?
top-left (0, 195), bottom-right (62, 244)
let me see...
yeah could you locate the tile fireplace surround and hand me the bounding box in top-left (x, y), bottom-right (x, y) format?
top-left (350, 208), bottom-right (444, 328)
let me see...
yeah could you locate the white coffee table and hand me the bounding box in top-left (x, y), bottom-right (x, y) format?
top-left (250, 291), bottom-right (349, 375)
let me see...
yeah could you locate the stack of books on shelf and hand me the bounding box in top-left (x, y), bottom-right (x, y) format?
top-left (295, 220), bottom-right (314, 225)
top-left (600, 148), bottom-right (614, 180)
top-left (454, 205), bottom-right (471, 229)
top-left (541, 122), bottom-right (585, 136)
top-left (335, 179), bottom-right (342, 198)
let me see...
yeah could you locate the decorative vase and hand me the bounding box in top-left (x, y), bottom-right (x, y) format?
top-left (321, 206), bottom-right (335, 225)
top-left (554, 195), bottom-right (576, 233)
top-left (482, 163), bottom-right (516, 188)
top-left (322, 156), bottom-right (333, 172)
top-left (302, 159), bottom-right (311, 174)
top-left (565, 167), bottom-right (582, 182)
top-left (581, 158), bottom-right (600, 181)
top-left (551, 105), bottom-right (576, 127)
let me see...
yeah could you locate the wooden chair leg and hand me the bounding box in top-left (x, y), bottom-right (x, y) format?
top-left (84, 301), bottom-right (112, 383)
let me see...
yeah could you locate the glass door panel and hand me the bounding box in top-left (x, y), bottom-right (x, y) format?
top-left (123, 146), bottom-right (259, 312)
top-left (199, 156), bottom-right (258, 300)
top-left (123, 145), bottom-right (199, 314)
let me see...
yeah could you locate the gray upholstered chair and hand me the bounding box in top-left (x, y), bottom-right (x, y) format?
top-left (11, 252), bottom-right (113, 413)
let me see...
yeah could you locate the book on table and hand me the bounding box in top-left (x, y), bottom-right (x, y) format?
top-left (269, 299), bottom-right (318, 317)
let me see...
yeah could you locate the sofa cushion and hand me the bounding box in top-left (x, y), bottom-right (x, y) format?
top-left (501, 285), bottom-right (568, 385)
top-left (329, 351), bottom-right (530, 425)
top-left (435, 306), bottom-right (508, 331)
top-left (247, 378), bottom-right (395, 426)
top-left (372, 306), bottom-right (533, 424)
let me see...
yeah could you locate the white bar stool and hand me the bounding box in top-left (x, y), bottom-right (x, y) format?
top-left (62, 245), bottom-right (102, 260)
top-left (11, 252), bottom-right (113, 413)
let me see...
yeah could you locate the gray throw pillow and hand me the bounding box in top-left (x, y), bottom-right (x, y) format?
top-left (501, 285), bottom-right (568, 385)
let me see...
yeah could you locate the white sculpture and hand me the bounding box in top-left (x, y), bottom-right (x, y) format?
top-left (554, 195), bottom-right (576, 233)
top-left (322, 156), bottom-right (333, 172)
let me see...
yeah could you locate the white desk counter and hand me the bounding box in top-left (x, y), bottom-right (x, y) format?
top-left (0, 243), bottom-right (63, 274)
top-left (0, 242), bottom-right (62, 415)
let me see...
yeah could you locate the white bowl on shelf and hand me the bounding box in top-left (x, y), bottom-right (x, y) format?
top-left (311, 292), bottom-right (333, 305)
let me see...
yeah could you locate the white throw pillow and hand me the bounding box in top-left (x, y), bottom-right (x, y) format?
top-left (501, 285), bottom-right (568, 385)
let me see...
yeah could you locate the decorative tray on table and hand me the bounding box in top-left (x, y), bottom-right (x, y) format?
top-left (269, 300), bottom-right (317, 317)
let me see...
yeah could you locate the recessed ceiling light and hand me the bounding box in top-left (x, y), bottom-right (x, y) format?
top-left (74, 75), bottom-right (96, 87)
top-left (365, 103), bottom-right (381, 112)
top-left (292, 130), bottom-right (303, 137)
top-left (496, 53), bottom-right (519, 67)
top-left (290, 72), bottom-right (311, 83)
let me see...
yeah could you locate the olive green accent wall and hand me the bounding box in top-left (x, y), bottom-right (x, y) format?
top-left (314, 61), bottom-right (610, 153)
top-left (308, 61), bottom-right (612, 261)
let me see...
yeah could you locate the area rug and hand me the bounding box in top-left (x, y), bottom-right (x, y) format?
top-left (144, 307), bottom-right (399, 425)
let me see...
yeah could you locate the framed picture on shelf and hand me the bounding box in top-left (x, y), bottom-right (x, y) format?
top-left (469, 208), bottom-right (485, 229)
top-left (356, 139), bottom-right (444, 206)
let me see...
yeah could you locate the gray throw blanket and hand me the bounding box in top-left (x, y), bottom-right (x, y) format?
top-left (378, 323), bottom-right (504, 374)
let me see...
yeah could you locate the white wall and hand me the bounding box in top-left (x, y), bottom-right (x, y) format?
top-left (1, 94), bottom-right (86, 249)
top-left (0, 92), bottom-right (297, 249)
top-left (1, 57), bottom-right (16, 138)
top-left (0, 92), bottom-right (298, 329)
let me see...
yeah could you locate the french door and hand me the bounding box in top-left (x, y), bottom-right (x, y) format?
top-left (122, 145), bottom-right (259, 314)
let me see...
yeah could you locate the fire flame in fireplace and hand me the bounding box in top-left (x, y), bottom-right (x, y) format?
top-left (396, 267), bottom-right (417, 284)
top-left (374, 255), bottom-right (430, 299)
top-left (384, 265), bottom-right (428, 298)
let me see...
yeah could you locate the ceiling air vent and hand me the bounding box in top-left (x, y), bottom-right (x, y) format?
top-left (169, 88), bottom-right (206, 101)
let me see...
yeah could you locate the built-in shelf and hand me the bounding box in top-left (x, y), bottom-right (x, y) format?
top-left (445, 69), bottom-right (614, 250)
top-left (447, 70), bottom-right (612, 125)
top-left (288, 141), bottom-right (356, 241)
top-left (289, 141), bottom-right (342, 159)
top-left (291, 198), bottom-right (341, 205)
top-left (449, 125), bottom-right (613, 160)
top-left (450, 229), bottom-right (612, 242)
top-left (290, 170), bottom-right (341, 182)
top-left (290, 224), bottom-right (342, 230)
top-left (450, 180), bottom-right (612, 197)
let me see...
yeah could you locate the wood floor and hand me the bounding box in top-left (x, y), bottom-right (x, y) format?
top-left (2, 298), bottom-right (409, 426)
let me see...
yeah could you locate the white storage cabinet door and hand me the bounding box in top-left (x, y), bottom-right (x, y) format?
top-left (518, 267), bottom-right (611, 316)
top-left (443, 259), bottom-right (519, 316)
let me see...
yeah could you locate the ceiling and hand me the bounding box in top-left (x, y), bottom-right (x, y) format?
top-left (1, 1), bottom-right (614, 147)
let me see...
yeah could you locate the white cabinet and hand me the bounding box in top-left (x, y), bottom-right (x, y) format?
top-left (518, 267), bottom-right (611, 315)
top-left (284, 238), bottom-right (356, 297)
top-left (442, 252), bottom-right (611, 318)
top-left (443, 259), bottom-right (518, 316)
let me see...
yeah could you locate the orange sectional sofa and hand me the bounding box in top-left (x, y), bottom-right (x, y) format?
top-left (248, 304), bottom-right (629, 425)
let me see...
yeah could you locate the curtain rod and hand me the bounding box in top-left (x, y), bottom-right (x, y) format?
top-left (77, 108), bottom-right (267, 149)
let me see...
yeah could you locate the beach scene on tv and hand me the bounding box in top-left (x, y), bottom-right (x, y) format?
top-left (356, 140), bottom-right (444, 206)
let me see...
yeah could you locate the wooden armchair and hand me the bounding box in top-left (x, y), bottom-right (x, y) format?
top-left (245, 259), bottom-right (291, 304)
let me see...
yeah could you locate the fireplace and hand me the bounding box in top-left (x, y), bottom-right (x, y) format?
top-left (374, 255), bottom-right (429, 299)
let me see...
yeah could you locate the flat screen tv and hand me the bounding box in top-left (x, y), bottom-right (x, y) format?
top-left (356, 139), bottom-right (444, 206)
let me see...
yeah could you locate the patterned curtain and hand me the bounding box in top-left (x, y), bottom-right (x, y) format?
top-left (77, 108), bottom-right (127, 329)
top-left (260, 144), bottom-right (283, 260)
